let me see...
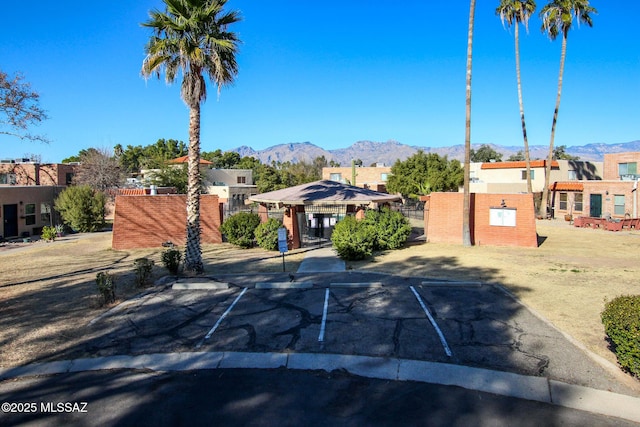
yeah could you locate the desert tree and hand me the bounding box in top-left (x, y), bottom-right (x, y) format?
top-left (141, 0), bottom-right (241, 273)
top-left (72, 147), bottom-right (123, 192)
top-left (539, 0), bottom-right (596, 217)
top-left (0, 69), bottom-right (49, 143)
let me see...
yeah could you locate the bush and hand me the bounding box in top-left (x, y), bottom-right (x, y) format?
top-left (331, 215), bottom-right (375, 260)
top-left (96, 271), bottom-right (116, 305)
top-left (41, 225), bottom-right (57, 242)
top-left (601, 295), bottom-right (640, 377)
top-left (363, 208), bottom-right (411, 250)
top-left (220, 212), bottom-right (261, 248)
top-left (134, 258), bottom-right (155, 287)
top-left (255, 218), bottom-right (283, 251)
top-left (161, 248), bottom-right (182, 275)
top-left (54, 185), bottom-right (107, 232)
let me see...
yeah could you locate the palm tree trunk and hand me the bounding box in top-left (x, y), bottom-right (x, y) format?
top-left (540, 33), bottom-right (567, 218)
top-left (185, 103), bottom-right (204, 273)
top-left (515, 23), bottom-right (533, 195)
top-left (462, 0), bottom-right (475, 247)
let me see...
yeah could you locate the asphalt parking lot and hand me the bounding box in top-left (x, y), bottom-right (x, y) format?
top-left (59, 271), bottom-right (634, 397)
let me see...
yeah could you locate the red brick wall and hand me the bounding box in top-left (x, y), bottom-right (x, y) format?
top-left (112, 194), bottom-right (222, 250)
top-left (424, 192), bottom-right (538, 247)
top-left (603, 152), bottom-right (640, 180)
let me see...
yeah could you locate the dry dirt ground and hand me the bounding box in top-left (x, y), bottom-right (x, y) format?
top-left (1, 221), bottom-right (639, 380)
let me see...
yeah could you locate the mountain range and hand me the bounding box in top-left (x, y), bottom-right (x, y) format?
top-left (231, 140), bottom-right (640, 166)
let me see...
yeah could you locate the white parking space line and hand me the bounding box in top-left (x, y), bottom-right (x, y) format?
top-left (409, 286), bottom-right (453, 357)
top-left (197, 287), bottom-right (248, 347)
top-left (318, 288), bottom-right (330, 342)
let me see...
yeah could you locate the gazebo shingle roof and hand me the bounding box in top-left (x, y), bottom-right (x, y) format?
top-left (249, 180), bottom-right (402, 205)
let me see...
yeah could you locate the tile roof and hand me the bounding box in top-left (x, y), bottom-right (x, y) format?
top-left (549, 182), bottom-right (584, 191)
top-left (481, 160), bottom-right (559, 169)
top-left (167, 155), bottom-right (213, 165)
top-left (249, 180), bottom-right (402, 205)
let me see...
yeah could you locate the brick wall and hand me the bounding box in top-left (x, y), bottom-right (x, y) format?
top-left (603, 152), bottom-right (640, 180)
top-left (0, 163), bottom-right (75, 186)
top-left (112, 194), bottom-right (222, 250)
top-left (424, 192), bottom-right (538, 247)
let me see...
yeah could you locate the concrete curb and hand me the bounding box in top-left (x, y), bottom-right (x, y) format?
top-left (2, 351), bottom-right (639, 423)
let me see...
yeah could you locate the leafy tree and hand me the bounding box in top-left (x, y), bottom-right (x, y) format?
top-left (0, 69), bottom-right (49, 143)
top-left (202, 149), bottom-right (241, 168)
top-left (151, 164), bottom-right (190, 193)
top-left (553, 144), bottom-right (579, 160)
top-left (220, 212), bottom-right (260, 248)
top-left (463, 0), bottom-right (476, 247)
top-left (496, 0), bottom-right (536, 194)
top-left (386, 151), bottom-right (463, 200)
top-left (539, 0), bottom-right (596, 218)
top-left (54, 185), bottom-right (107, 232)
top-left (507, 151), bottom-right (526, 161)
top-left (470, 144), bottom-right (503, 163)
top-left (142, 0), bottom-right (241, 273)
top-left (114, 139), bottom-right (187, 173)
top-left (72, 147), bottom-right (123, 191)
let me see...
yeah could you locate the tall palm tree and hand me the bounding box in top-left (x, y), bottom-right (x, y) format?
top-left (496, 0), bottom-right (536, 195)
top-left (463, 0), bottom-right (476, 247)
top-left (539, 0), bottom-right (596, 218)
top-left (142, 0), bottom-right (240, 273)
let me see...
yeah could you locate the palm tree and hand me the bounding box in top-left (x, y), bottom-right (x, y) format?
top-left (463, 0), bottom-right (476, 247)
top-left (539, 0), bottom-right (596, 218)
top-left (496, 0), bottom-right (536, 195)
top-left (141, 0), bottom-right (240, 273)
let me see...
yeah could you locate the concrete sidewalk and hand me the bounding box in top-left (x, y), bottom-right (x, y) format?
top-left (296, 246), bottom-right (346, 273)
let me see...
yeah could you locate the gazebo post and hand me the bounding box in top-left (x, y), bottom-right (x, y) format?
top-left (283, 205), bottom-right (301, 249)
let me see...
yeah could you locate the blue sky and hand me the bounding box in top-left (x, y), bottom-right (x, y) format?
top-left (1, 1), bottom-right (637, 163)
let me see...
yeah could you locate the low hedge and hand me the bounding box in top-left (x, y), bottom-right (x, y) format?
top-left (601, 295), bottom-right (640, 377)
top-left (255, 218), bottom-right (283, 251)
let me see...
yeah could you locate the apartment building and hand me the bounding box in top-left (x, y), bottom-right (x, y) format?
top-left (0, 160), bottom-right (76, 239)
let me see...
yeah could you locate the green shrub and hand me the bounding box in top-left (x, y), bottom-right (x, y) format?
top-left (363, 208), bottom-right (411, 250)
top-left (601, 295), bottom-right (640, 377)
top-left (54, 185), bottom-right (107, 232)
top-left (96, 271), bottom-right (116, 306)
top-left (331, 215), bottom-right (375, 260)
top-left (220, 212), bottom-right (261, 248)
top-left (41, 225), bottom-right (57, 242)
top-left (161, 248), bottom-right (182, 275)
top-left (255, 218), bottom-right (283, 251)
top-left (134, 258), bottom-right (155, 287)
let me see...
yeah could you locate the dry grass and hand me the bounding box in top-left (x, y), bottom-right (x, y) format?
top-left (0, 221), bottom-right (638, 371)
top-left (0, 234), bottom-right (304, 367)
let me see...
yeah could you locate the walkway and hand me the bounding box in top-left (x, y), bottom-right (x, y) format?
top-left (296, 245), bottom-right (346, 273)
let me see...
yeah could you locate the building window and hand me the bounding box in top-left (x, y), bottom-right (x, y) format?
top-left (380, 173), bottom-right (388, 181)
top-left (237, 176), bottom-right (246, 184)
top-left (65, 173), bottom-right (74, 185)
top-left (521, 170), bottom-right (534, 180)
top-left (0, 173), bottom-right (17, 184)
top-left (41, 203), bottom-right (51, 223)
top-left (614, 195), bottom-right (626, 216)
top-left (574, 193), bottom-right (583, 212)
top-left (330, 173), bottom-right (342, 181)
top-left (618, 162), bottom-right (638, 178)
top-left (559, 193), bottom-right (568, 210)
top-left (568, 170), bottom-right (577, 180)
top-left (25, 203), bottom-right (36, 225)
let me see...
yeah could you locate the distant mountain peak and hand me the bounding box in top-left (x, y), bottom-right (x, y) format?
top-left (229, 140), bottom-right (640, 166)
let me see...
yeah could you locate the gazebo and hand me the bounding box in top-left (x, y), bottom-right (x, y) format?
top-left (249, 180), bottom-right (402, 248)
